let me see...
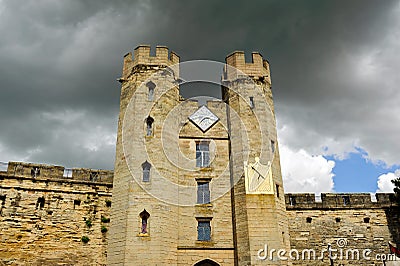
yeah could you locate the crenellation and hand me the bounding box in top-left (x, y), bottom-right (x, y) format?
top-left (0, 162), bottom-right (112, 265)
top-left (7, 161), bottom-right (64, 179)
top-left (121, 45), bottom-right (180, 80)
top-left (375, 192), bottom-right (396, 204)
top-left (286, 193), bottom-right (396, 209)
top-left (133, 45), bottom-right (180, 67)
top-left (3, 161), bottom-right (113, 183)
top-left (72, 168), bottom-right (114, 183)
top-left (286, 193), bottom-right (400, 265)
top-left (3, 45), bottom-right (400, 266)
top-left (224, 51), bottom-right (271, 83)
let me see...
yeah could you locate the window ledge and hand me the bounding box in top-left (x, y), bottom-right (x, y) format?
top-left (195, 203), bottom-right (213, 208)
top-left (195, 240), bottom-right (214, 246)
top-left (198, 167), bottom-right (213, 172)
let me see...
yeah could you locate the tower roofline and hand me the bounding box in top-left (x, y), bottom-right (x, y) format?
top-left (132, 45), bottom-right (179, 66)
top-left (225, 50), bottom-right (271, 82)
top-left (121, 45), bottom-right (180, 79)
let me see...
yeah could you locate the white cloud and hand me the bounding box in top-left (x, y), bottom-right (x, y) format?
top-left (376, 169), bottom-right (400, 193)
top-left (275, 1), bottom-right (400, 169)
top-left (279, 142), bottom-right (335, 194)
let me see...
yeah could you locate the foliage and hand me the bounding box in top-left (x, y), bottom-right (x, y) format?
top-left (85, 219), bottom-right (92, 227)
top-left (101, 216), bottom-right (110, 223)
top-left (81, 236), bottom-right (90, 243)
top-left (101, 226), bottom-right (108, 233)
top-left (392, 177), bottom-right (400, 204)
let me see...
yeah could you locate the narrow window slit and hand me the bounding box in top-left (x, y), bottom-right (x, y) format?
top-left (249, 97), bottom-right (255, 109)
top-left (142, 161), bottom-right (151, 182)
top-left (146, 81), bottom-right (156, 101)
top-left (139, 209), bottom-right (150, 234)
top-left (146, 117), bottom-right (154, 136)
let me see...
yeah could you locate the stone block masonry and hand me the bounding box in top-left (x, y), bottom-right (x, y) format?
top-left (1, 161), bottom-right (399, 265)
top-left (2, 45), bottom-right (400, 266)
top-left (285, 193), bottom-right (400, 265)
top-left (0, 162), bottom-right (113, 266)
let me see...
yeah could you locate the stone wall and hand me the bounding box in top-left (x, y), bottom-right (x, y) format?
top-left (285, 193), bottom-right (400, 265)
top-left (2, 161), bottom-right (400, 266)
top-left (0, 162), bottom-right (113, 266)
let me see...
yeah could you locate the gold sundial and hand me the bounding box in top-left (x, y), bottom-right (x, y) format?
top-left (189, 106), bottom-right (219, 132)
top-left (244, 157), bottom-right (274, 194)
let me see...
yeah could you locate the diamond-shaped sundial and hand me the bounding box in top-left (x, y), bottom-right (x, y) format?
top-left (189, 106), bottom-right (219, 132)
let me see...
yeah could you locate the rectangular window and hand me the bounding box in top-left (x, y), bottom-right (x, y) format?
top-left (197, 220), bottom-right (211, 241)
top-left (197, 182), bottom-right (210, 204)
top-left (196, 141), bottom-right (210, 167)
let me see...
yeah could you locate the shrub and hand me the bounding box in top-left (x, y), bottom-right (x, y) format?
top-left (81, 236), bottom-right (90, 243)
top-left (101, 226), bottom-right (108, 233)
top-left (85, 219), bottom-right (92, 227)
top-left (101, 216), bottom-right (110, 223)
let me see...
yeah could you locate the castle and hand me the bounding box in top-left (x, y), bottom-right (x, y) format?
top-left (0, 45), bottom-right (399, 266)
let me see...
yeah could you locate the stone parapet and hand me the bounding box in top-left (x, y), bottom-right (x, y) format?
top-left (285, 193), bottom-right (396, 209)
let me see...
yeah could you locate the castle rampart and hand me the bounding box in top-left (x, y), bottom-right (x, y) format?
top-left (285, 193), bottom-right (396, 209)
top-left (0, 161), bottom-right (113, 265)
top-left (1, 161), bottom-right (399, 266)
top-left (285, 193), bottom-right (399, 265)
top-left (2, 44), bottom-right (400, 265)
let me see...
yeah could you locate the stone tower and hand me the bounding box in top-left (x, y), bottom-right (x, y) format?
top-left (223, 52), bottom-right (291, 265)
top-left (108, 45), bottom-right (290, 265)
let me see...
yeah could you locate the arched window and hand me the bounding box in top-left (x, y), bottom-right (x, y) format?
top-left (194, 259), bottom-right (220, 266)
top-left (145, 116), bottom-right (154, 136)
top-left (146, 81), bottom-right (156, 101)
top-left (142, 161), bottom-right (151, 182)
top-left (139, 209), bottom-right (150, 234)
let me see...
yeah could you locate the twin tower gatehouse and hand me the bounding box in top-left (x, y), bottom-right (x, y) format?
top-left (107, 45), bottom-right (289, 265)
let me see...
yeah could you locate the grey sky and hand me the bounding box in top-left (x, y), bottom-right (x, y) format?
top-left (0, 0), bottom-right (399, 171)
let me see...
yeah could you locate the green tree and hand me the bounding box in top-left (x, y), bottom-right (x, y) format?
top-left (391, 177), bottom-right (400, 203)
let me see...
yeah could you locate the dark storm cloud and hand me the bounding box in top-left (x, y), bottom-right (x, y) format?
top-left (0, 0), bottom-right (399, 170)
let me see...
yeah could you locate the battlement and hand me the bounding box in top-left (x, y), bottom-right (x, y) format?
top-left (1, 161), bottom-right (113, 183)
top-left (285, 193), bottom-right (397, 209)
top-left (122, 45), bottom-right (180, 79)
top-left (224, 51), bottom-right (271, 83)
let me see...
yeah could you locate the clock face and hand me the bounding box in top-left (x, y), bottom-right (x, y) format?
top-left (189, 106), bottom-right (219, 132)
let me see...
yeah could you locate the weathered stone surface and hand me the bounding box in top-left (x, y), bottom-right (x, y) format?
top-left (286, 193), bottom-right (400, 265)
top-left (0, 163), bottom-right (112, 265)
top-left (2, 45), bottom-right (399, 266)
top-left (109, 45), bottom-right (289, 265)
